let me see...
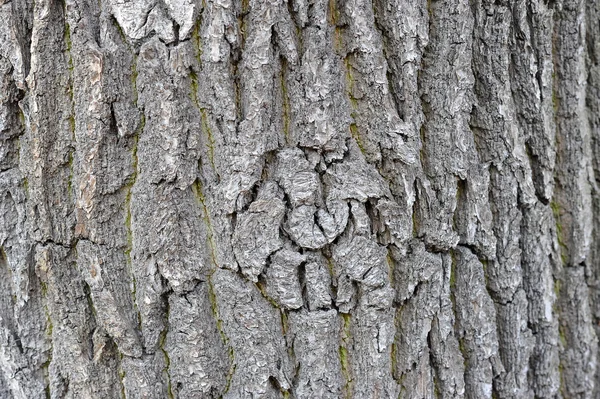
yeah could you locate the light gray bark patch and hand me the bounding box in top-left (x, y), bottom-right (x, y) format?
top-left (484, 169), bottom-right (524, 304)
top-left (163, 0), bottom-right (201, 41)
top-left (454, 167), bottom-right (496, 259)
top-left (587, 0), bottom-right (600, 394)
top-left (109, 0), bottom-right (187, 44)
top-left (394, 273), bottom-right (441, 398)
top-left (414, 176), bottom-right (460, 252)
top-left (324, 158), bottom-right (389, 203)
top-left (394, 240), bottom-right (441, 304)
top-left (284, 205), bottom-right (329, 249)
top-left (165, 284), bottom-right (229, 398)
top-left (35, 244), bottom-right (122, 399)
top-left (349, 200), bottom-right (371, 237)
top-left (370, 0), bottom-right (429, 252)
top-left (428, 254), bottom-right (466, 399)
top-left (374, 198), bottom-right (412, 246)
top-left (317, 200), bottom-right (350, 242)
top-left (0, 372), bottom-right (10, 399)
top-left (130, 179), bottom-right (212, 299)
top-left (0, 58), bottom-right (52, 396)
top-left (288, 310), bottom-right (343, 398)
top-left (76, 240), bottom-right (142, 358)
top-left (286, 0), bottom-right (349, 158)
top-left (121, 353), bottom-right (169, 399)
top-left (0, 54), bottom-right (23, 171)
top-left (453, 246), bottom-right (502, 399)
top-left (129, 35), bottom-right (213, 296)
top-left (233, 0), bottom-right (297, 201)
top-left (97, 29), bottom-right (140, 141)
top-left (21, 0), bottom-right (75, 245)
top-left (414, 0), bottom-right (479, 253)
top-left (333, 235), bottom-right (387, 287)
top-left (303, 253), bottom-right (333, 311)
top-left (0, 170), bottom-right (30, 306)
top-left (69, 27), bottom-right (137, 248)
top-left (263, 247), bottom-right (305, 310)
top-left (195, 0), bottom-right (239, 204)
top-left (129, 246), bottom-right (167, 353)
top-left (137, 37), bottom-right (200, 190)
top-left (334, 275), bottom-right (357, 313)
top-left (469, 1), bottom-right (549, 395)
top-left (372, 0), bottom-right (429, 134)
top-left (509, 0), bottom-right (556, 203)
top-left (521, 203), bottom-right (560, 398)
top-left (273, 147), bottom-right (319, 207)
top-left (232, 182), bottom-right (286, 282)
top-left (337, 0), bottom-right (415, 166)
top-left (552, 0), bottom-right (594, 267)
top-left (0, 243), bottom-right (48, 399)
top-left (199, 190), bottom-right (239, 272)
top-left (493, 290), bottom-right (534, 398)
top-left (392, 240), bottom-right (444, 397)
top-left (284, 199), bottom-right (349, 250)
top-left (558, 267), bottom-right (598, 397)
top-left (213, 268), bottom-right (293, 398)
top-left (348, 304), bottom-right (399, 399)
top-left (0, 3), bottom-right (29, 89)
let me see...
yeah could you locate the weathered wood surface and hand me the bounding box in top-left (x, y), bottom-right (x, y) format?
top-left (0, 0), bottom-right (599, 397)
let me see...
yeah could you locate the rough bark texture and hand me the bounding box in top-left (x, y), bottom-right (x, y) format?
top-left (0, 0), bottom-right (599, 397)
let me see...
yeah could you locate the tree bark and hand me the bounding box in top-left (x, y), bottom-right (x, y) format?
top-left (0, 0), bottom-right (599, 397)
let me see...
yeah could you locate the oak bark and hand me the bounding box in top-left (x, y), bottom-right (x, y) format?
top-left (1, 0), bottom-right (599, 397)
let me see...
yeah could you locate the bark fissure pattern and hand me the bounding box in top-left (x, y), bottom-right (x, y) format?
top-left (0, 0), bottom-right (599, 397)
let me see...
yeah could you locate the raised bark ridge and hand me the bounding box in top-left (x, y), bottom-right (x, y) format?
top-left (0, 0), bottom-right (599, 398)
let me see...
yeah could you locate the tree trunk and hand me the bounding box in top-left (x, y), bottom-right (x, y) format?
top-left (1, 0), bottom-right (599, 397)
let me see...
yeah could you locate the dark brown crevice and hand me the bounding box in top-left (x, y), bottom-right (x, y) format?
top-left (427, 325), bottom-right (442, 399)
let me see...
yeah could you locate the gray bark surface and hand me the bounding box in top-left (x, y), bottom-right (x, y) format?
top-left (0, 0), bottom-right (599, 397)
